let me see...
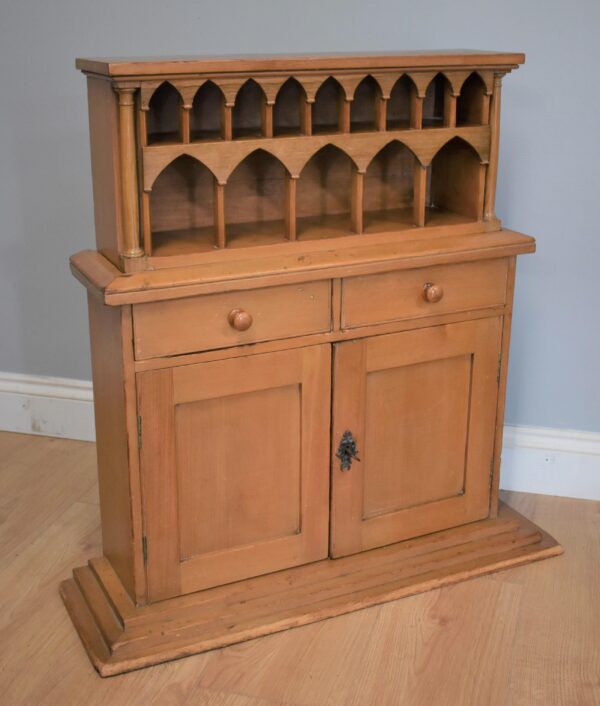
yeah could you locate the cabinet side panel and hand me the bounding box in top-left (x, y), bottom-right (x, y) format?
top-left (86, 76), bottom-right (123, 266)
top-left (88, 294), bottom-right (137, 599)
top-left (489, 256), bottom-right (516, 516)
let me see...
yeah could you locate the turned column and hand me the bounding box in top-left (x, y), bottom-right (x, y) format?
top-left (484, 74), bottom-right (503, 221)
top-left (117, 88), bottom-right (143, 258)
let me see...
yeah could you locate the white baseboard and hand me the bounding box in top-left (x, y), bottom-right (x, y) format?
top-left (500, 425), bottom-right (600, 501)
top-left (0, 372), bottom-right (94, 442)
top-left (0, 372), bottom-right (598, 500)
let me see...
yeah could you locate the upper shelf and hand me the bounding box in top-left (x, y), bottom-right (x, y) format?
top-left (75, 50), bottom-right (525, 78)
top-left (76, 51), bottom-right (524, 272)
top-left (142, 69), bottom-right (493, 146)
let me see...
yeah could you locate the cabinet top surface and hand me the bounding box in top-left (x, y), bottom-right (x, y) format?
top-left (75, 50), bottom-right (525, 77)
top-left (70, 229), bottom-right (535, 306)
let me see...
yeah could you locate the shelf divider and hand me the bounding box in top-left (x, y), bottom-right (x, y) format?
top-left (444, 87), bottom-right (457, 128)
top-left (181, 107), bottom-right (191, 143)
top-left (141, 191), bottom-right (152, 255)
top-left (351, 171), bottom-right (364, 234)
top-left (214, 182), bottom-right (226, 248)
top-left (339, 99), bottom-right (351, 133)
top-left (410, 89), bottom-right (423, 129)
top-left (413, 163), bottom-right (427, 227)
top-left (301, 100), bottom-right (312, 135)
top-left (285, 174), bottom-right (297, 241)
top-left (376, 97), bottom-right (387, 131)
top-left (221, 104), bottom-right (233, 141)
top-left (262, 102), bottom-right (274, 138)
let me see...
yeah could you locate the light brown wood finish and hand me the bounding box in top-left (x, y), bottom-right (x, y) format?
top-left (489, 256), bottom-right (517, 515)
top-left (132, 280), bottom-right (331, 359)
top-left (63, 50), bottom-right (552, 677)
top-left (87, 296), bottom-right (145, 603)
top-left (284, 173), bottom-right (297, 240)
top-left (351, 170), bottom-right (364, 233)
top-left (330, 318), bottom-right (502, 557)
top-left (3, 435), bottom-right (593, 704)
top-left (77, 53), bottom-right (522, 267)
top-left (70, 229), bottom-right (534, 306)
top-left (341, 257), bottom-right (508, 328)
top-left (484, 74), bottom-right (503, 220)
top-left (137, 346), bottom-right (331, 600)
top-left (116, 89), bottom-right (143, 258)
top-left (61, 499), bottom-right (560, 676)
top-left (214, 181), bottom-right (226, 248)
top-left (85, 77), bottom-right (123, 266)
top-left (76, 50), bottom-right (526, 77)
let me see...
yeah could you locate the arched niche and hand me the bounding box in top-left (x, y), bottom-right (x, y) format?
top-left (225, 149), bottom-right (288, 246)
top-left (274, 78), bottom-right (306, 136)
top-left (423, 73), bottom-right (451, 128)
top-left (351, 76), bottom-right (381, 132)
top-left (297, 144), bottom-right (354, 238)
top-left (312, 78), bottom-right (344, 135)
top-left (147, 82), bottom-right (182, 144)
top-left (232, 79), bottom-right (266, 139)
top-left (364, 141), bottom-right (418, 232)
top-left (387, 76), bottom-right (413, 130)
top-left (150, 155), bottom-right (216, 254)
top-left (428, 137), bottom-right (484, 223)
top-left (191, 81), bottom-right (224, 141)
top-left (457, 73), bottom-right (488, 126)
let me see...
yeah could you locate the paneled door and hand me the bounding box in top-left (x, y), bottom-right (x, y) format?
top-left (138, 345), bottom-right (331, 602)
top-left (330, 318), bottom-right (502, 558)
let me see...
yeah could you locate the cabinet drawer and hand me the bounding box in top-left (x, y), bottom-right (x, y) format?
top-left (133, 281), bottom-right (332, 360)
top-left (341, 259), bottom-right (508, 329)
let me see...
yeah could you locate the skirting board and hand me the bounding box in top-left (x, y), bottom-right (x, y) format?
top-left (1, 371), bottom-right (599, 500)
top-left (0, 372), bottom-right (94, 442)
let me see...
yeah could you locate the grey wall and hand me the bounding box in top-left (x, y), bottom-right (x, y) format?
top-left (1, 0), bottom-right (599, 431)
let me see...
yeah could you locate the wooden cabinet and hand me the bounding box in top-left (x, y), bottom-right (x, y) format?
top-left (62, 51), bottom-right (562, 677)
top-left (137, 346), bottom-right (331, 600)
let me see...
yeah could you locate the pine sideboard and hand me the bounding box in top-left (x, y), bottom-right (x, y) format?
top-left (62, 51), bottom-right (562, 676)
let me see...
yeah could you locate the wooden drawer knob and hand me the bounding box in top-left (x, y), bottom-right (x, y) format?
top-left (423, 283), bottom-right (444, 303)
top-left (228, 308), bottom-right (253, 331)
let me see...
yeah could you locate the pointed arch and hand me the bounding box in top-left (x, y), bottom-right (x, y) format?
top-left (150, 154), bottom-right (217, 253)
top-left (364, 141), bottom-right (419, 231)
top-left (351, 75), bottom-right (382, 132)
top-left (313, 77), bottom-right (344, 134)
top-left (457, 72), bottom-right (488, 126)
top-left (191, 81), bottom-right (224, 141)
top-left (273, 77), bottom-right (307, 136)
top-left (147, 81), bottom-right (182, 144)
top-left (429, 137), bottom-right (484, 222)
top-left (233, 79), bottom-right (266, 139)
top-left (225, 149), bottom-right (289, 244)
top-left (297, 144), bottom-right (355, 237)
top-left (387, 75), bottom-right (414, 130)
top-left (422, 72), bottom-right (451, 128)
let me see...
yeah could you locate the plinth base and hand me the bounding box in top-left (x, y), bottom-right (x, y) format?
top-left (61, 502), bottom-right (562, 677)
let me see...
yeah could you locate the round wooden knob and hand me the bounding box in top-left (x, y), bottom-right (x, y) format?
top-left (423, 283), bottom-right (444, 303)
top-left (228, 308), bottom-right (253, 331)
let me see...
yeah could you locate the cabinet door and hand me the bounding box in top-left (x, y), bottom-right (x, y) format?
top-left (330, 318), bottom-right (502, 558)
top-left (138, 345), bottom-right (330, 602)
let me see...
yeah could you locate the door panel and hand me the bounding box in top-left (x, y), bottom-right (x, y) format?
top-left (330, 318), bottom-right (502, 557)
top-left (176, 385), bottom-right (301, 558)
top-left (138, 345), bottom-right (331, 602)
top-left (363, 354), bottom-right (471, 518)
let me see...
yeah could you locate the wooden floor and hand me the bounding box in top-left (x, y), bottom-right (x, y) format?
top-left (0, 431), bottom-right (598, 705)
